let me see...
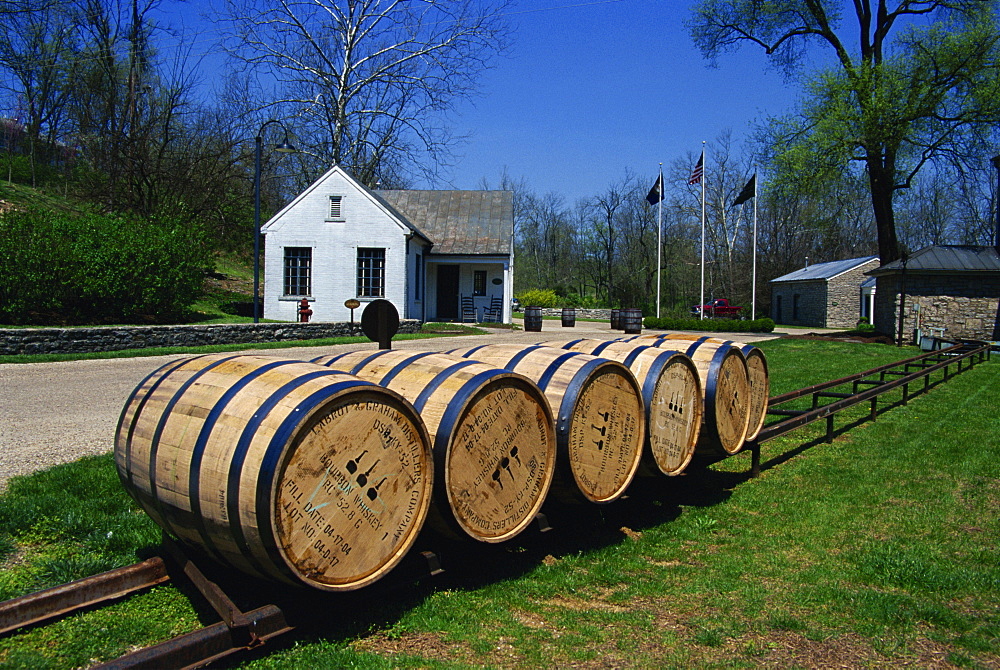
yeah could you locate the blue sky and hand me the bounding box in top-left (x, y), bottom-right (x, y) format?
top-left (157, 0), bottom-right (808, 204)
top-left (442, 0), bottom-right (803, 202)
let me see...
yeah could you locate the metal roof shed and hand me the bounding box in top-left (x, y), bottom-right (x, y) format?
top-left (769, 256), bottom-right (880, 328)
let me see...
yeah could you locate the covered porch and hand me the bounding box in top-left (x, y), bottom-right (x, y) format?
top-left (426, 256), bottom-right (511, 323)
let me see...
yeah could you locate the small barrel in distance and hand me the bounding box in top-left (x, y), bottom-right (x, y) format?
top-left (523, 306), bottom-right (543, 332)
top-left (561, 307), bottom-right (576, 328)
top-left (622, 308), bottom-right (643, 334)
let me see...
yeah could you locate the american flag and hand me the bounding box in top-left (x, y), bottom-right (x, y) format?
top-left (688, 153), bottom-right (704, 185)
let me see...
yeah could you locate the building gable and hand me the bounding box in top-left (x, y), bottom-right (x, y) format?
top-left (261, 165), bottom-right (414, 237)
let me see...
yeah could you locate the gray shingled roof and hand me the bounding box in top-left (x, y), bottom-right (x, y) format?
top-left (771, 256), bottom-right (879, 283)
top-left (867, 245), bottom-right (1000, 275)
top-left (375, 190), bottom-right (513, 255)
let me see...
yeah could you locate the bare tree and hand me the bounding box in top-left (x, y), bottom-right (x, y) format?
top-left (219, 0), bottom-right (511, 187)
top-left (0, 0), bottom-right (77, 186)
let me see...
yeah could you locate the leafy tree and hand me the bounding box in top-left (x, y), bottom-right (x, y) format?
top-left (688, 0), bottom-right (1000, 264)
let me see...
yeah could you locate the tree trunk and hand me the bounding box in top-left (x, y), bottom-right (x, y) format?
top-left (866, 154), bottom-right (900, 265)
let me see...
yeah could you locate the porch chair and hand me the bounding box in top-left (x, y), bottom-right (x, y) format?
top-left (482, 295), bottom-right (503, 323)
top-left (460, 295), bottom-right (477, 323)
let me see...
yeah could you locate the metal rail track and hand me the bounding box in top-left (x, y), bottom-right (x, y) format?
top-left (0, 340), bottom-right (991, 668)
top-left (0, 536), bottom-right (294, 669)
top-left (744, 340), bottom-right (991, 476)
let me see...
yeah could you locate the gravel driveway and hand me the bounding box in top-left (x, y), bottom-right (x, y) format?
top-left (0, 320), bottom-right (786, 491)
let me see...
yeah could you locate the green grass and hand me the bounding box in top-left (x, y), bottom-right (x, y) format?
top-left (0, 181), bottom-right (87, 215)
top-left (0, 340), bottom-right (997, 668)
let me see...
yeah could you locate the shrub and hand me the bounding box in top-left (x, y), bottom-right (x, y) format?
top-left (515, 288), bottom-right (559, 308)
top-left (0, 153), bottom-right (65, 187)
top-left (856, 317), bottom-right (875, 332)
top-left (0, 207), bottom-right (210, 324)
top-left (642, 316), bottom-right (776, 333)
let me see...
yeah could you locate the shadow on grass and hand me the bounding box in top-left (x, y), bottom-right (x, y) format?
top-left (125, 468), bottom-right (736, 666)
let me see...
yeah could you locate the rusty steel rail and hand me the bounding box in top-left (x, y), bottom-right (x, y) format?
top-left (745, 341), bottom-right (991, 476)
top-left (0, 557), bottom-right (170, 636)
top-left (0, 536), bottom-right (294, 669)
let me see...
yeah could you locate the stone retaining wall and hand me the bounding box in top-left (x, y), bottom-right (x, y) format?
top-left (0, 320), bottom-right (422, 356)
top-left (524, 308), bottom-right (613, 320)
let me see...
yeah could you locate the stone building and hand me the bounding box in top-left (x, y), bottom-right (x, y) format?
top-left (867, 245), bottom-right (1000, 343)
top-left (769, 256), bottom-right (880, 328)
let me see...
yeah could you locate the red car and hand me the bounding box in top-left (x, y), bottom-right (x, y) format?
top-left (691, 298), bottom-right (744, 318)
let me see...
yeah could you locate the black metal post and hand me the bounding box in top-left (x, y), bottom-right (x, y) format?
top-left (991, 155), bottom-right (1000, 251)
top-left (253, 135), bottom-right (262, 323)
top-left (896, 252), bottom-right (907, 347)
top-left (252, 121), bottom-right (296, 324)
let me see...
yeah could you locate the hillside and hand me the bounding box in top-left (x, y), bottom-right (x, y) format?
top-left (0, 181), bottom-right (89, 216)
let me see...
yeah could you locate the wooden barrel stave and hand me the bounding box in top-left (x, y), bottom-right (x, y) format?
top-left (116, 355), bottom-right (434, 591)
top-left (446, 343), bottom-right (645, 503)
top-left (313, 350), bottom-right (556, 543)
top-left (542, 339), bottom-right (703, 476)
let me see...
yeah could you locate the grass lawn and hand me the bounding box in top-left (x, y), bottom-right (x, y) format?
top-left (0, 339), bottom-right (997, 668)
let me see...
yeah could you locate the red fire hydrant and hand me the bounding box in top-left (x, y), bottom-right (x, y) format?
top-left (298, 298), bottom-right (313, 323)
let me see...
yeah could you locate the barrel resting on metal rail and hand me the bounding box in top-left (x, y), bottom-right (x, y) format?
top-left (743, 341), bottom-right (991, 478)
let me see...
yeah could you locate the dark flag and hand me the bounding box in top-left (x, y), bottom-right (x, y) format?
top-left (646, 173), bottom-right (663, 205)
top-left (733, 174), bottom-right (756, 206)
top-left (688, 153), bottom-right (704, 185)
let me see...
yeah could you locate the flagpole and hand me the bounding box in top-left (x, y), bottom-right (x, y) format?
top-left (751, 171), bottom-right (758, 321)
top-left (656, 164), bottom-right (662, 319)
top-left (699, 143), bottom-right (706, 320)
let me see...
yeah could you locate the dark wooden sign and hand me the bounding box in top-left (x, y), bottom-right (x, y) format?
top-left (361, 299), bottom-right (399, 349)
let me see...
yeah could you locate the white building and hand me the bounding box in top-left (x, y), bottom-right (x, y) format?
top-left (261, 166), bottom-right (514, 324)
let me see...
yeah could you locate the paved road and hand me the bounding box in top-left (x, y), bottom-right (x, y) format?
top-left (0, 320), bottom-right (791, 490)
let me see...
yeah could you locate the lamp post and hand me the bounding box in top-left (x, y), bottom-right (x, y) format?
top-left (253, 120), bottom-right (297, 323)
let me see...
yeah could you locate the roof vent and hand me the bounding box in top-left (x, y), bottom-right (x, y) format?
top-left (805, 256), bottom-right (810, 268)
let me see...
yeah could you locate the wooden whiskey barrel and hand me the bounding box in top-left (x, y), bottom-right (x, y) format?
top-left (622, 308), bottom-right (643, 334)
top-left (640, 334), bottom-right (770, 442)
top-left (523, 306), bottom-right (543, 332)
top-left (447, 343), bottom-right (645, 503)
top-left (312, 350), bottom-right (556, 543)
top-left (542, 339), bottom-right (703, 476)
top-left (638, 337), bottom-right (751, 455)
top-left (115, 355), bottom-right (434, 592)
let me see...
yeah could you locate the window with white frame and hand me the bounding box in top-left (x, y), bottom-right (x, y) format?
top-left (357, 248), bottom-right (385, 298)
top-left (473, 270), bottom-right (487, 296)
top-left (283, 247), bottom-right (312, 296)
top-left (328, 195), bottom-right (343, 220)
